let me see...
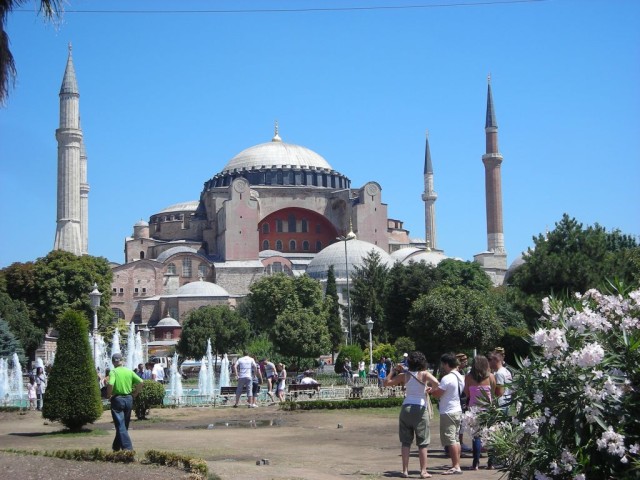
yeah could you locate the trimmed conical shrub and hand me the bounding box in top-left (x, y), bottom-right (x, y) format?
top-left (43, 309), bottom-right (102, 431)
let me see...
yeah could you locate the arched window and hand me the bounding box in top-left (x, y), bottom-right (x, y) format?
top-left (273, 262), bottom-right (283, 273)
top-left (112, 308), bottom-right (125, 321)
top-left (288, 214), bottom-right (296, 232)
top-left (262, 240), bottom-right (269, 250)
top-left (316, 241), bottom-right (322, 252)
top-left (301, 219), bottom-right (308, 233)
top-left (198, 264), bottom-right (208, 278)
top-left (168, 307), bottom-right (178, 319)
top-left (182, 258), bottom-right (192, 277)
top-left (276, 219), bottom-right (284, 232)
top-left (167, 263), bottom-right (176, 275)
top-left (262, 223), bottom-right (270, 234)
top-left (139, 251), bottom-right (145, 259)
top-left (289, 240), bottom-right (296, 251)
top-left (275, 240), bottom-right (283, 251)
top-left (302, 240), bottom-right (310, 251)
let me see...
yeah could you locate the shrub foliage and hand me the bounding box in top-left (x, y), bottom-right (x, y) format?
top-left (133, 380), bottom-right (165, 419)
top-left (42, 310), bottom-right (102, 431)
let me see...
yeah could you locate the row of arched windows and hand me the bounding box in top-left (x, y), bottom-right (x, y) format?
top-left (262, 215), bottom-right (320, 234)
top-left (166, 261), bottom-right (209, 278)
top-left (262, 239), bottom-right (322, 252)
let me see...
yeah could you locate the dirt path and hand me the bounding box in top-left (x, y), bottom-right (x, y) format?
top-left (0, 406), bottom-right (502, 479)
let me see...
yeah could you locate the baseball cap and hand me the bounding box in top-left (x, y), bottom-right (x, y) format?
top-left (112, 352), bottom-right (123, 363)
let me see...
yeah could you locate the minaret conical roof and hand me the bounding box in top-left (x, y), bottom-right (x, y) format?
top-left (485, 75), bottom-right (497, 129)
top-left (423, 130), bottom-right (433, 175)
top-left (60, 44), bottom-right (79, 95)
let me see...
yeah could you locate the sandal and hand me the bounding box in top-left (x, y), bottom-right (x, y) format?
top-left (442, 468), bottom-right (463, 475)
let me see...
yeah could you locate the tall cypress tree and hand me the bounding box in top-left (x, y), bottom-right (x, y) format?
top-left (324, 265), bottom-right (343, 361)
top-left (43, 310), bottom-right (102, 431)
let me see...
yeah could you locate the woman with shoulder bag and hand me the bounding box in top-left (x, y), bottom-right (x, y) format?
top-left (384, 351), bottom-right (439, 479)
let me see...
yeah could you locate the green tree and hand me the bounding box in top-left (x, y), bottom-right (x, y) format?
top-left (1, 1), bottom-right (61, 105)
top-left (177, 305), bottom-right (250, 359)
top-left (272, 308), bottom-right (331, 364)
top-left (435, 258), bottom-right (493, 291)
top-left (42, 309), bottom-right (102, 431)
top-left (350, 251), bottom-right (388, 346)
top-left (372, 343), bottom-right (398, 364)
top-left (324, 265), bottom-right (343, 359)
top-left (408, 285), bottom-right (504, 363)
top-left (334, 344), bottom-right (365, 375)
top-left (393, 336), bottom-right (416, 357)
top-left (510, 214), bottom-right (639, 326)
top-left (1, 251), bottom-right (113, 332)
top-left (246, 274), bottom-right (298, 333)
top-left (0, 291), bottom-right (43, 358)
top-left (383, 261), bottom-right (439, 342)
top-left (0, 317), bottom-right (26, 366)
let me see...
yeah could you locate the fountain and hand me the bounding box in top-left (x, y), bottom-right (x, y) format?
top-left (0, 353), bottom-right (26, 407)
top-left (219, 353), bottom-right (230, 387)
top-left (197, 339), bottom-right (218, 399)
top-left (168, 351), bottom-right (183, 403)
top-left (125, 322), bottom-right (143, 369)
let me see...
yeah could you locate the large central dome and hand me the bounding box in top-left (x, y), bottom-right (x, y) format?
top-left (221, 128), bottom-right (332, 173)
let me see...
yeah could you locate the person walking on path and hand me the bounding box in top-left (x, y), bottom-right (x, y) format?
top-left (106, 352), bottom-right (143, 451)
top-left (431, 352), bottom-right (465, 475)
top-left (384, 351), bottom-right (440, 479)
top-left (35, 367), bottom-right (47, 411)
top-left (263, 358), bottom-right (277, 404)
top-left (276, 363), bottom-right (287, 402)
top-left (463, 355), bottom-right (496, 470)
top-left (233, 352), bottom-right (258, 408)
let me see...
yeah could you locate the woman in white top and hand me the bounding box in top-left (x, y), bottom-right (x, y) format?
top-left (385, 351), bottom-right (439, 479)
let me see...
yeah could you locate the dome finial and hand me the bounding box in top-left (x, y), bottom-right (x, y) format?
top-left (487, 72), bottom-right (491, 85)
top-left (272, 120), bottom-right (282, 142)
top-left (68, 42), bottom-right (73, 54)
top-left (346, 218), bottom-right (357, 240)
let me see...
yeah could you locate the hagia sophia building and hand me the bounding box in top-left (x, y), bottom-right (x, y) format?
top-left (53, 46), bottom-right (507, 350)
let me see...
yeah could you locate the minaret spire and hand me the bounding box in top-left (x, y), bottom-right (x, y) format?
top-left (482, 75), bottom-right (505, 254)
top-left (422, 130), bottom-right (437, 250)
top-left (54, 44), bottom-right (84, 256)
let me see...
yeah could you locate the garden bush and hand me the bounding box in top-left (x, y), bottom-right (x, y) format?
top-left (280, 396), bottom-right (402, 411)
top-left (470, 285), bottom-right (640, 479)
top-left (42, 310), bottom-right (102, 431)
top-left (133, 380), bottom-right (165, 419)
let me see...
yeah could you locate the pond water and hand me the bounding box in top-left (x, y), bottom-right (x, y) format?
top-left (186, 419), bottom-right (285, 429)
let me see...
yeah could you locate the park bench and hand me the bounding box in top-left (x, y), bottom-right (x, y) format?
top-left (287, 383), bottom-right (321, 400)
top-left (349, 385), bottom-right (364, 398)
top-left (219, 386), bottom-right (237, 404)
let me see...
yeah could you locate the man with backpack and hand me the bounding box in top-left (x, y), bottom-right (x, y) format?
top-left (431, 352), bottom-right (465, 475)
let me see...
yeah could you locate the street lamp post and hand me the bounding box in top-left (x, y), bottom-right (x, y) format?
top-left (89, 283), bottom-right (102, 371)
top-left (366, 317), bottom-right (374, 373)
top-left (337, 227), bottom-right (356, 344)
top-left (343, 327), bottom-right (349, 345)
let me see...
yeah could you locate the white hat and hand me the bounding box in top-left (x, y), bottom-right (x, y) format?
top-left (403, 353), bottom-right (408, 357)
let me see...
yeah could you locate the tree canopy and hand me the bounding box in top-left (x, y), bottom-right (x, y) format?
top-left (0, 291), bottom-right (43, 358)
top-left (177, 305), bottom-right (250, 359)
top-left (272, 308), bottom-right (330, 361)
top-left (1, 250), bottom-right (113, 332)
top-left (408, 285), bottom-right (504, 363)
top-left (349, 251), bottom-right (388, 345)
top-left (324, 265), bottom-right (344, 356)
top-left (510, 214), bottom-right (639, 325)
top-left (0, 317), bottom-right (26, 366)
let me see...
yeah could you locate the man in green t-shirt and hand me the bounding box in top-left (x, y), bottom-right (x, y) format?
top-left (106, 352), bottom-right (143, 451)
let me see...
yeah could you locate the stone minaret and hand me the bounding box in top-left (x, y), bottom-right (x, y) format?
top-left (79, 128), bottom-right (89, 254)
top-left (54, 44), bottom-right (84, 256)
top-left (421, 130), bottom-right (437, 250)
top-left (475, 75), bottom-right (507, 285)
top-left (482, 75), bottom-right (505, 254)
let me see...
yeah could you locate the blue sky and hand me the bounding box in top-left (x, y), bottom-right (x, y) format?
top-left (1, 0), bottom-right (638, 269)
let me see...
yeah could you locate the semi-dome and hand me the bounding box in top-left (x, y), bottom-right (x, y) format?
top-left (156, 246), bottom-right (198, 263)
top-left (222, 137), bottom-right (332, 173)
top-left (156, 201), bottom-right (199, 214)
top-left (156, 316), bottom-right (180, 328)
top-left (391, 247), bottom-right (447, 266)
top-left (306, 238), bottom-right (393, 281)
top-left (176, 280), bottom-right (229, 297)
